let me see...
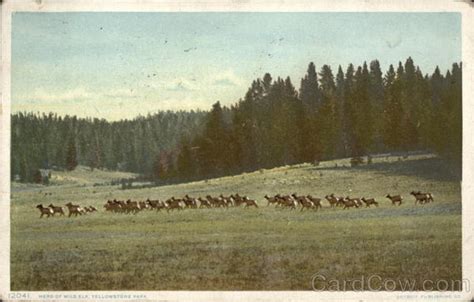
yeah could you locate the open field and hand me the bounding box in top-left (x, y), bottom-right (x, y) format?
top-left (11, 154), bottom-right (462, 290)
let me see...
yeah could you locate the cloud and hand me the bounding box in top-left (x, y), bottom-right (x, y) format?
top-left (211, 69), bottom-right (244, 87)
top-left (166, 81), bottom-right (195, 92)
top-left (12, 68), bottom-right (247, 120)
top-left (15, 87), bottom-right (143, 104)
top-left (213, 78), bottom-right (238, 86)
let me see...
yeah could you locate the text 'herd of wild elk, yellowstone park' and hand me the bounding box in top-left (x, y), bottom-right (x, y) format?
top-left (36, 191), bottom-right (434, 218)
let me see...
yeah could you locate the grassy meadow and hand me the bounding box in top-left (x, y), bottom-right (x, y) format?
top-left (10, 154), bottom-right (462, 290)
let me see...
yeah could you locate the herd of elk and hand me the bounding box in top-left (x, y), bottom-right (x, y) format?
top-left (103, 194), bottom-right (258, 215)
top-left (36, 203), bottom-right (97, 218)
top-left (35, 190), bottom-right (434, 217)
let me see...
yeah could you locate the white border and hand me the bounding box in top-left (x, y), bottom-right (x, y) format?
top-left (1, 1), bottom-right (473, 301)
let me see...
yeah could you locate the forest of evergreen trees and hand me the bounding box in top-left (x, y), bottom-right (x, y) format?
top-left (11, 57), bottom-right (462, 184)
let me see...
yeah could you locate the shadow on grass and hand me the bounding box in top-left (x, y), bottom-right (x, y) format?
top-left (313, 157), bottom-right (460, 183)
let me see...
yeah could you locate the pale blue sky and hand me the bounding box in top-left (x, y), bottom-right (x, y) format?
top-left (12, 12), bottom-right (461, 120)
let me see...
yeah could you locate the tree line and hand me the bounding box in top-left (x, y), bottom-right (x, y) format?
top-left (11, 111), bottom-right (206, 182)
top-left (12, 57), bottom-right (462, 184)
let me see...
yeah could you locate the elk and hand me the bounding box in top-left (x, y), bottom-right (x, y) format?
top-left (264, 194), bottom-right (279, 207)
top-left (276, 195), bottom-right (297, 210)
top-left (125, 199), bottom-right (140, 214)
top-left (84, 207), bottom-right (94, 213)
top-left (345, 196), bottom-right (362, 208)
top-left (410, 191), bottom-right (434, 205)
top-left (361, 197), bottom-right (378, 207)
top-left (307, 195), bottom-right (322, 210)
top-left (385, 194), bottom-right (403, 206)
top-left (48, 204), bottom-right (65, 216)
top-left (165, 198), bottom-right (183, 212)
top-left (184, 195), bottom-right (198, 208)
top-left (198, 197), bottom-right (212, 208)
top-left (299, 197), bottom-right (315, 211)
top-left (336, 197), bottom-right (345, 207)
top-left (325, 194), bottom-right (338, 208)
top-left (291, 193), bottom-right (307, 207)
top-left (243, 197), bottom-right (258, 208)
top-left (219, 194), bottom-right (234, 207)
top-left (146, 199), bottom-right (161, 210)
top-left (36, 204), bottom-right (54, 218)
top-left (65, 202), bottom-right (84, 217)
top-left (138, 201), bottom-right (149, 210)
top-left (342, 198), bottom-right (359, 209)
top-left (104, 201), bottom-right (122, 212)
top-left (231, 194), bottom-right (246, 207)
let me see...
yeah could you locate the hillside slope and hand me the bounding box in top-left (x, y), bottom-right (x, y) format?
top-left (10, 154), bottom-right (462, 290)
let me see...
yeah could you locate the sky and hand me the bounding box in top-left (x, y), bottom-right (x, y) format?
top-left (12, 12), bottom-right (461, 121)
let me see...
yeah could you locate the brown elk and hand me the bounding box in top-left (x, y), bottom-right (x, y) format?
top-left (264, 194), bottom-right (279, 207)
top-left (138, 201), bottom-right (149, 210)
top-left (65, 202), bottom-right (84, 217)
top-left (410, 191), bottom-right (434, 204)
top-left (146, 199), bottom-right (162, 211)
top-left (243, 197), bottom-right (258, 208)
top-left (325, 194), bottom-right (338, 208)
top-left (385, 194), bottom-right (403, 206)
top-left (84, 206), bottom-right (94, 213)
top-left (291, 193), bottom-right (306, 206)
top-left (36, 204), bottom-right (54, 218)
top-left (198, 197), bottom-right (212, 208)
top-left (165, 198), bottom-right (183, 212)
top-left (307, 195), bottom-right (322, 210)
top-left (48, 204), bottom-right (65, 216)
top-left (299, 197), bottom-right (315, 211)
top-left (184, 195), bottom-right (198, 208)
top-left (231, 194), bottom-right (246, 207)
top-left (361, 197), bottom-right (378, 207)
top-left (342, 198), bottom-right (359, 209)
top-left (104, 201), bottom-right (122, 213)
top-left (276, 195), bottom-right (297, 210)
top-left (345, 197), bottom-right (362, 207)
top-left (125, 199), bottom-right (140, 214)
top-left (219, 194), bottom-right (234, 207)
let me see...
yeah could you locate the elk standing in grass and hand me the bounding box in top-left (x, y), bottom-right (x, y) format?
top-left (198, 197), bottom-right (212, 208)
top-left (165, 197), bottom-right (183, 212)
top-left (243, 197), bottom-right (258, 208)
top-left (345, 197), bottom-right (362, 208)
top-left (65, 202), bottom-right (84, 217)
top-left (342, 197), bottom-right (359, 209)
top-left (36, 204), bottom-right (54, 218)
top-left (274, 195), bottom-right (295, 210)
top-left (264, 194), bottom-right (279, 207)
top-left (386, 194), bottom-right (403, 206)
top-left (361, 197), bottom-right (378, 208)
top-left (410, 191), bottom-right (434, 205)
top-left (48, 204), bottom-right (65, 216)
top-left (325, 194), bottom-right (338, 208)
top-left (307, 195), bottom-right (322, 210)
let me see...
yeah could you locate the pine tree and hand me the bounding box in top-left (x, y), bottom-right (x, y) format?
top-left (65, 136), bottom-right (78, 171)
top-left (299, 63), bottom-right (322, 163)
top-left (343, 64), bottom-right (356, 156)
top-left (299, 62), bottom-right (320, 110)
top-left (318, 64), bottom-right (338, 159)
top-left (334, 65), bottom-right (347, 157)
top-left (369, 60), bottom-right (385, 152)
top-left (383, 63), bottom-right (405, 150)
top-left (400, 57), bottom-right (419, 151)
top-left (176, 137), bottom-right (195, 180)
